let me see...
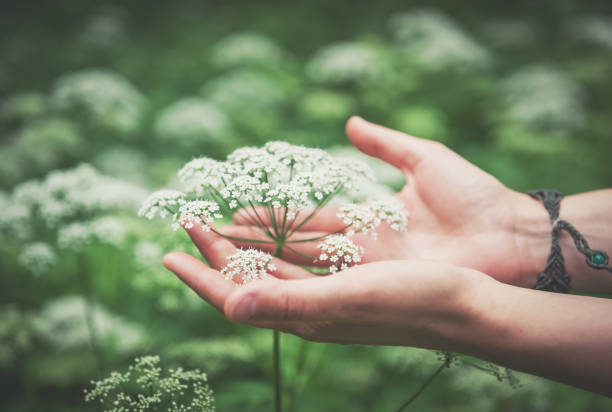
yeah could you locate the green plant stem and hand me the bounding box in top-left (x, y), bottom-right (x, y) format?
top-left (286, 339), bottom-right (309, 412)
top-left (76, 254), bottom-right (104, 370)
top-left (395, 362), bottom-right (446, 412)
top-left (273, 244), bottom-right (284, 412)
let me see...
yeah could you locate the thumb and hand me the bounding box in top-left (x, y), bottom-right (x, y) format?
top-left (224, 277), bottom-right (347, 322)
top-left (345, 116), bottom-right (435, 172)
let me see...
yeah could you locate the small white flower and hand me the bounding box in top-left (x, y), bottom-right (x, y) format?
top-left (221, 249), bottom-right (276, 284)
top-left (338, 197), bottom-right (408, 237)
top-left (316, 235), bottom-right (364, 273)
top-left (18, 242), bottom-right (56, 276)
top-left (138, 190), bottom-right (186, 220)
top-left (174, 201), bottom-right (223, 231)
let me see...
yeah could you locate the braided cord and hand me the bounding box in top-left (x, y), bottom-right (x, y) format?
top-left (528, 189), bottom-right (612, 294)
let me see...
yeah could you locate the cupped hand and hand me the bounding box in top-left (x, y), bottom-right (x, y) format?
top-left (163, 228), bottom-right (488, 348)
top-left (223, 116), bottom-right (542, 287)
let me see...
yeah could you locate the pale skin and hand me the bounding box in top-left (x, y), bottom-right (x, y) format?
top-left (163, 117), bottom-right (612, 396)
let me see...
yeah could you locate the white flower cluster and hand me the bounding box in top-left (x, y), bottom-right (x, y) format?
top-left (84, 355), bottom-right (215, 411)
top-left (141, 141), bottom-right (376, 233)
top-left (338, 197), bottom-right (409, 238)
top-left (51, 69), bottom-right (145, 135)
top-left (14, 164), bottom-right (146, 228)
top-left (306, 42), bottom-right (391, 85)
top-left (202, 69), bottom-right (287, 112)
top-left (499, 65), bottom-right (584, 132)
top-left (174, 201), bottom-right (223, 232)
top-left (211, 32), bottom-right (284, 68)
top-left (57, 217), bottom-right (126, 251)
top-left (154, 98), bottom-right (231, 145)
top-left (389, 9), bottom-right (489, 69)
top-left (37, 295), bottom-right (146, 353)
top-left (17, 242), bottom-right (57, 276)
top-left (221, 249), bottom-right (276, 284)
top-left (317, 235), bottom-right (364, 273)
top-left (138, 190), bottom-right (186, 220)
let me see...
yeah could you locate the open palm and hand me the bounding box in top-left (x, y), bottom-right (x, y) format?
top-left (224, 117), bottom-right (536, 286)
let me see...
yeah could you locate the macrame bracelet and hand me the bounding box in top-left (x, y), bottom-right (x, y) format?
top-left (528, 189), bottom-right (612, 293)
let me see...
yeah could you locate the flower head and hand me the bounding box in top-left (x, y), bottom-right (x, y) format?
top-left (338, 197), bottom-right (409, 238)
top-left (317, 235), bottom-right (364, 273)
top-left (138, 190), bottom-right (187, 220)
top-left (221, 249), bottom-right (276, 284)
top-left (174, 201), bottom-right (223, 231)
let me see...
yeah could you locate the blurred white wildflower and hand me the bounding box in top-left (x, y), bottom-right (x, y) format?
top-left (499, 65), bottom-right (584, 132)
top-left (389, 9), bottom-right (489, 69)
top-left (317, 235), bottom-right (363, 273)
top-left (1, 91), bottom-right (48, 121)
top-left (211, 31), bottom-right (284, 68)
top-left (306, 42), bottom-right (391, 85)
top-left (221, 249), bottom-right (276, 284)
top-left (14, 164), bottom-right (146, 228)
top-left (134, 241), bottom-right (163, 268)
top-left (17, 242), bottom-right (57, 276)
top-left (166, 337), bottom-right (255, 375)
top-left (298, 90), bottom-right (356, 122)
top-left (14, 117), bottom-right (81, 169)
top-left (84, 355), bottom-right (215, 411)
top-left (154, 98), bottom-right (232, 145)
top-left (338, 197), bottom-right (409, 238)
top-left (202, 69), bottom-right (288, 111)
top-left (92, 146), bottom-right (148, 183)
top-left (51, 69), bottom-right (145, 135)
top-left (570, 16), bottom-right (612, 50)
top-left (36, 295), bottom-right (146, 353)
top-left (0, 191), bottom-right (31, 240)
top-left (57, 217), bottom-right (126, 251)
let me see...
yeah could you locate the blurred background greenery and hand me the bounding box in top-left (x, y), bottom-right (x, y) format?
top-left (1, 0), bottom-right (612, 410)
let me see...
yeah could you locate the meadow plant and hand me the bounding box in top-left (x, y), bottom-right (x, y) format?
top-left (139, 141), bottom-right (408, 411)
top-left (84, 355), bottom-right (215, 411)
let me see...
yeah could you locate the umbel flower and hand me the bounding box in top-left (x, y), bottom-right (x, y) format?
top-left (139, 141), bottom-right (409, 279)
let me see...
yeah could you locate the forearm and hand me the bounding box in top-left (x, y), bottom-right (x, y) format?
top-left (514, 189), bottom-right (612, 293)
top-left (448, 275), bottom-right (612, 396)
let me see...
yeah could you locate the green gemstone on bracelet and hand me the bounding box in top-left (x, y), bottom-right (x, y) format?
top-left (592, 253), bottom-right (607, 265)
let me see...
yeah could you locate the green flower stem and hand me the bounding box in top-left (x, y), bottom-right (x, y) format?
top-left (286, 223), bottom-right (353, 243)
top-left (211, 228), bottom-right (276, 244)
top-left (273, 244), bottom-right (284, 412)
top-left (395, 362), bottom-right (446, 412)
top-left (286, 339), bottom-right (309, 412)
top-left (283, 244), bottom-right (317, 261)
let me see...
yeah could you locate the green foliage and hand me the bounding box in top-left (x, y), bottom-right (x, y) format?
top-left (2, 1), bottom-right (612, 411)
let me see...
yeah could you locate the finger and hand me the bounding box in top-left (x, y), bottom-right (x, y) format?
top-left (233, 206), bottom-right (346, 232)
top-left (220, 225), bottom-right (330, 266)
top-left (270, 257), bottom-right (317, 279)
top-left (224, 275), bottom-right (352, 322)
top-left (345, 116), bottom-right (436, 172)
top-left (163, 252), bottom-right (235, 311)
top-left (185, 226), bottom-right (237, 270)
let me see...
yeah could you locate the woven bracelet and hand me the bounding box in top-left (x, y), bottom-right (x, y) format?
top-left (527, 189), bottom-right (612, 293)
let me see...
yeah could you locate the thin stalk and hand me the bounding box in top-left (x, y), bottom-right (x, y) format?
top-left (211, 228), bottom-right (276, 244)
top-left (273, 244), bottom-right (284, 412)
top-left (286, 224), bottom-right (353, 243)
top-left (284, 244), bottom-right (317, 261)
top-left (395, 362), bottom-right (446, 412)
top-left (76, 254), bottom-right (104, 370)
top-left (286, 339), bottom-right (309, 412)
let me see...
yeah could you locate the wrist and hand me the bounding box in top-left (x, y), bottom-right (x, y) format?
top-left (509, 191), bottom-right (551, 288)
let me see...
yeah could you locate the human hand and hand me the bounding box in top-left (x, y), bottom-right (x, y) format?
top-left (224, 116), bottom-right (545, 288)
top-left (163, 228), bottom-right (488, 348)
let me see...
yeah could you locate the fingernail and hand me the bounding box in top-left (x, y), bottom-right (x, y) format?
top-left (231, 296), bottom-right (256, 321)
